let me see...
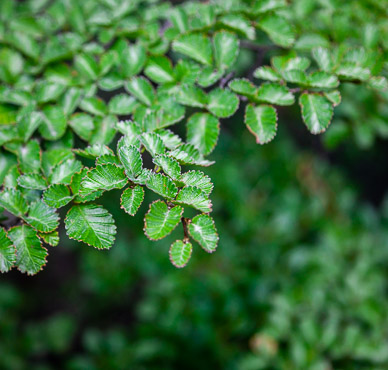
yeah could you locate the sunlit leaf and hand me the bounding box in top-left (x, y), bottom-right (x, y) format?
top-left (144, 200), bottom-right (183, 240)
top-left (169, 240), bottom-right (192, 268)
top-left (25, 200), bottom-right (59, 233)
top-left (244, 104), bottom-right (277, 144)
top-left (188, 214), bottom-right (218, 253)
top-left (187, 113), bottom-right (219, 155)
top-left (120, 185), bottom-right (144, 216)
top-left (299, 93), bottom-right (333, 134)
top-left (65, 204), bottom-right (116, 249)
top-left (175, 186), bottom-right (212, 213)
top-left (8, 225), bottom-right (48, 275)
top-left (43, 184), bottom-right (74, 208)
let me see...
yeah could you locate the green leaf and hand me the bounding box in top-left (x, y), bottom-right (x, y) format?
top-left (36, 82), bottom-right (66, 104)
top-left (41, 149), bottom-right (73, 178)
top-left (70, 168), bottom-right (104, 203)
top-left (169, 7), bottom-right (189, 32)
top-left (312, 47), bottom-right (333, 72)
top-left (207, 88), bottom-right (239, 118)
top-left (144, 200), bottom-right (183, 240)
top-left (95, 154), bottom-right (121, 166)
top-left (17, 111), bottom-right (43, 141)
top-left (120, 185), bottom-right (144, 216)
top-left (187, 113), bottom-right (219, 155)
top-left (244, 104), bottom-right (278, 144)
top-left (25, 200), bottom-right (59, 233)
top-left (169, 144), bottom-right (214, 166)
top-left (172, 33), bottom-right (213, 66)
top-left (179, 171), bottom-right (213, 196)
top-left (309, 71), bottom-right (339, 89)
top-left (3, 165), bottom-right (20, 189)
top-left (133, 169), bottom-right (152, 186)
top-left (69, 113), bottom-right (95, 141)
top-left (108, 94), bottom-right (137, 115)
top-left (335, 63), bottom-right (370, 81)
top-left (299, 93), bottom-right (333, 134)
top-left (38, 106), bottom-right (67, 141)
top-left (253, 0), bottom-right (287, 13)
top-left (219, 14), bottom-right (255, 40)
top-left (368, 76), bottom-right (388, 91)
top-left (197, 67), bottom-right (223, 88)
top-left (0, 228), bottom-right (16, 273)
top-left (169, 240), bottom-right (192, 268)
top-left (121, 43), bottom-right (146, 78)
top-left (0, 188), bottom-right (28, 216)
top-left (144, 56), bottom-right (175, 84)
top-left (188, 214), bottom-right (218, 253)
top-left (74, 54), bottom-right (99, 80)
top-left (8, 225), bottom-right (48, 275)
top-left (61, 88), bottom-right (82, 116)
top-left (117, 144), bottom-right (143, 180)
top-left (16, 140), bottom-right (41, 173)
top-left (65, 204), bottom-right (116, 249)
top-left (153, 154), bottom-right (181, 180)
top-left (43, 184), bottom-right (74, 208)
top-left (74, 144), bottom-right (113, 159)
top-left (281, 70), bottom-right (308, 85)
top-left (79, 97), bottom-right (108, 116)
top-left (0, 154), bottom-right (17, 185)
top-left (141, 132), bottom-right (166, 157)
top-left (49, 159), bottom-right (83, 185)
top-left (228, 78), bottom-right (257, 98)
top-left (258, 14), bottom-right (295, 47)
top-left (158, 129), bottom-right (183, 149)
top-left (253, 66), bottom-right (282, 82)
top-left (256, 83), bottom-right (294, 106)
top-left (213, 31), bottom-right (239, 71)
top-left (177, 84), bottom-right (207, 108)
top-left (146, 173), bottom-right (178, 199)
top-left (80, 164), bottom-right (127, 197)
top-left (38, 231), bottom-right (59, 247)
top-left (17, 174), bottom-right (47, 190)
top-left (125, 77), bottom-right (155, 106)
top-left (175, 186), bottom-right (212, 213)
top-left (272, 55), bottom-right (310, 72)
top-left (324, 90), bottom-right (341, 106)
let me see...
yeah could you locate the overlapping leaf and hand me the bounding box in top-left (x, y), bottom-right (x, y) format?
top-left (8, 225), bottom-right (48, 275)
top-left (144, 201), bottom-right (183, 240)
top-left (65, 204), bottom-right (116, 249)
top-left (80, 164), bottom-right (127, 197)
top-left (120, 186), bottom-right (144, 216)
top-left (188, 214), bottom-right (218, 253)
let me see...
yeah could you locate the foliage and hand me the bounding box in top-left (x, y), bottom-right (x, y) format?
top-left (0, 0), bottom-right (387, 273)
top-left (1, 132), bottom-right (388, 369)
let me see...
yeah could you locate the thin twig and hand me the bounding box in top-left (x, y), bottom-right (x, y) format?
top-left (220, 72), bottom-right (235, 88)
top-left (181, 217), bottom-right (189, 241)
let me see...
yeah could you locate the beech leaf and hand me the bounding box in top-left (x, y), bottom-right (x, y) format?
top-left (120, 186), bottom-right (144, 216)
top-left (299, 93), bottom-right (333, 134)
top-left (8, 225), bottom-right (48, 275)
top-left (244, 104), bottom-right (278, 144)
top-left (65, 204), bottom-right (116, 249)
top-left (188, 214), bottom-right (218, 253)
top-left (169, 240), bottom-right (192, 268)
top-left (0, 228), bottom-right (16, 273)
top-left (144, 200), bottom-right (183, 240)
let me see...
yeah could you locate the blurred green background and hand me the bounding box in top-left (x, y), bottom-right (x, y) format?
top-left (2, 112), bottom-right (388, 369)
